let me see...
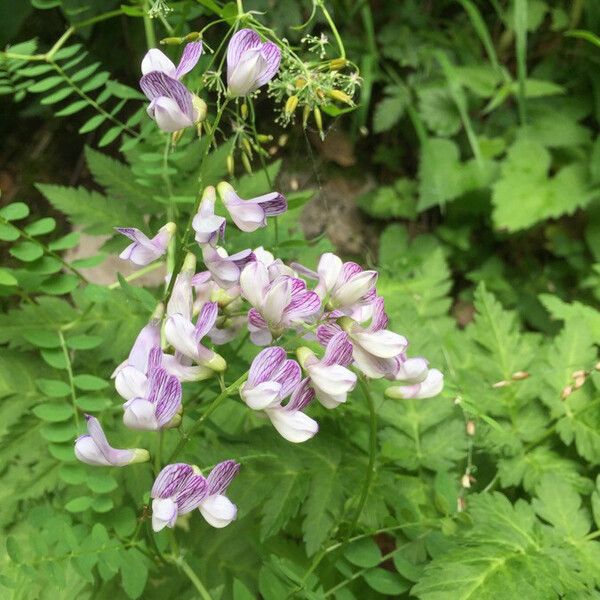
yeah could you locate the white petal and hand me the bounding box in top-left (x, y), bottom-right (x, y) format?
top-left (165, 315), bottom-right (199, 361)
top-left (353, 329), bottom-right (407, 358)
top-left (314, 389), bottom-right (347, 409)
top-left (352, 346), bottom-right (392, 379)
top-left (227, 50), bottom-right (264, 96)
top-left (241, 381), bottom-right (282, 410)
top-left (152, 97), bottom-right (193, 132)
top-left (262, 278), bottom-right (291, 325)
top-left (333, 270), bottom-right (377, 308)
top-left (266, 408), bottom-right (318, 443)
top-left (141, 49), bottom-right (177, 77)
top-left (394, 357), bottom-right (429, 383)
top-left (74, 436), bottom-right (112, 466)
top-left (417, 369), bottom-right (444, 398)
top-left (123, 399), bottom-right (159, 430)
top-left (152, 497), bottom-right (178, 532)
top-left (162, 353), bottom-right (212, 382)
top-left (308, 363), bottom-right (356, 396)
top-left (239, 262), bottom-right (269, 308)
top-left (199, 494), bottom-right (237, 528)
top-left (115, 366), bottom-right (148, 401)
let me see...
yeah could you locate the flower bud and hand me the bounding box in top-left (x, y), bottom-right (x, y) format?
top-left (227, 154), bottom-right (235, 177)
top-left (511, 371), bottom-right (529, 381)
top-left (302, 105), bottom-right (311, 128)
top-left (241, 102), bottom-right (248, 120)
top-left (466, 420), bottom-right (475, 436)
top-left (329, 90), bottom-right (353, 105)
top-left (313, 107), bottom-right (323, 137)
top-left (161, 37), bottom-right (183, 45)
top-left (572, 369), bottom-right (586, 379)
top-left (278, 134), bottom-right (288, 147)
top-left (165, 413), bottom-right (182, 429)
top-left (574, 374), bottom-right (586, 389)
top-left (192, 96), bottom-right (207, 123)
top-left (182, 251), bottom-right (196, 273)
top-left (461, 474), bottom-right (471, 488)
top-left (295, 78), bottom-right (307, 89)
top-left (184, 32), bottom-right (201, 42)
top-left (492, 380), bottom-right (509, 388)
top-left (241, 138), bottom-right (253, 157)
top-left (256, 134), bottom-right (272, 143)
top-left (130, 448), bottom-right (151, 463)
top-left (329, 58), bottom-right (348, 71)
top-left (596, 361), bottom-right (600, 371)
top-left (561, 385), bottom-right (573, 400)
top-left (285, 95), bottom-right (299, 115)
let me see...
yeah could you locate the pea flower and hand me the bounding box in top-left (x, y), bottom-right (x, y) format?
top-left (113, 313), bottom-right (162, 401)
top-left (226, 29), bottom-right (281, 97)
top-left (385, 358), bottom-right (444, 400)
top-left (297, 331), bottom-right (357, 409)
top-left (151, 461), bottom-right (240, 532)
top-left (296, 253), bottom-right (377, 311)
top-left (141, 41), bottom-right (203, 80)
top-left (240, 346), bottom-right (301, 410)
top-left (240, 262), bottom-right (321, 345)
top-left (165, 301), bottom-right (226, 372)
top-left (75, 415), bottom-right (149, 467)
top-left (268, 379), bottom-right (318, 443)
top-left (202, 245), bottom-right (255, 289)
top-left (193, 186), bottom-right (226, 247)
top-left (116, 223), bottom-right (175, 266)
top-left (217, 182), bottom-right (287, 233)
top-left (123, 354), bottom-right (183, 430)
top-left (318, 297), bottom-right (407, 379)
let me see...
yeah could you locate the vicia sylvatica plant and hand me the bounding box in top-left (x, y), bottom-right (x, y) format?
top-left (2, 2), bottom-right (600, 600)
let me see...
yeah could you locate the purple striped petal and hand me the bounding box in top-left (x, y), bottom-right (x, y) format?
top-left (194, 302), bottom-right (219, 341)
top-left (369, 296), bottom-right (389, 331)
top-left (248, 308), bottom-right (267, 330)
top-left (272, 359), bottom-right (302, 398)
top-left (152, 373), bottom-right (182, 427)
top-left (140, 71), bottom-right (193, 120)
top-left (227, 29), bottom-right (261, 72)
top-left (285, 290), bottom-right (321, 321)
top-left (206, 460), bottom-right (240, 495)
top-left (175, 474), bottom-right (208, 513)
top-left (152, 463), bottom-right (193, 498)
top-left (255, 42), bottom-right (281, 87)
top-left (316, 322), bottom-right (343, 346)
top-left (128, 321), bottom-right (161, 373)
top-left (248, 346), bottom-right (286, 386)
top-left (322, 331), bottom-right (354, 367)
top-left (255, 192), bottom-right (287, 216)
top-left (340, 262), bottom-right (363, 283)
top-left (286, 378), bottom-right (315, 412)
top-left (174, 41), bottom-right (203, 78)
top-left (229, 249), bottom-right (256, 269)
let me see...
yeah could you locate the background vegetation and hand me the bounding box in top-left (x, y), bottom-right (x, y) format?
top-left (2, 0), bottom-right (600, 598)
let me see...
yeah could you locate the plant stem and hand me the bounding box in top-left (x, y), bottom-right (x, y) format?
top-left (175, 556), bottom-right (213, 600)
top-left (108, 261), bottom-right (165, 290)
top-left (347, 376), bottom-right (377, 538)
top-left (168, 371), bottom-right (248, 462)
top-left (59, 330), bottom-right (80, 427)
top-left (317, 0), bottom-right (346, 58)
top-left (514, 0), bottom-right (528, 124)
top-left (143, 0), bottom-right (157, 48)
top-left (155, 430), bottom-right (164, 474)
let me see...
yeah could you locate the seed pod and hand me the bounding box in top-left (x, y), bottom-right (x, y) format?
top-left (285, 95), bottom-right (299, 115)
top-left (302, 105), bottom-right (310, 128)
top-left (241, 152), bottom-right (252, 174)
top-left (313, 107), bottom-right (323, 135)
top-left (329, 57), bottom-right (348, 71)
top-left (241, 137), bottom-right (253, 157)
top-left (256, 134), bottom-right (273, 143)
top-left (161, 37), bottom-right (183, 45)
top-left (466, 420), bottom-right (475, 436)
top-left (492, 380), bottom-right (509, 388)
top-left (329, 89), bottom-right (353, 105)
top-left (241, 102), bottom-right (248, 120)
top-left (184, 32), bottom-right (201, 42)
top-left (511, 371), bottom-right (530, 381)
top-left (226, 154), bottom-right (235, 177)
top-left (316, 88), bottom-right (325, 100)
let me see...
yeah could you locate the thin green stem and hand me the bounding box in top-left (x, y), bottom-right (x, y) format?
top-left (514, 0), bottom-right (528, 124)
top-left (143, 0), bottom-right (157, 48)
top-left (168, 371), bottom-right (248, 462)
top-left (108, 261), bottom-right (165, 290)
top-left (317, 0), bottom-right (346, 58)
top-left (347, 376), bottom-right (377, 538)
top-left (155, 431), bottom-right (164, 474)
top-left (174, 556), bottom-right (213, 600)
top-left (59, 330), bottom-right (80, 428)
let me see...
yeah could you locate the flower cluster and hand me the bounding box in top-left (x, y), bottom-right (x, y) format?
top-left (74, 28), bottom-right (442, 536)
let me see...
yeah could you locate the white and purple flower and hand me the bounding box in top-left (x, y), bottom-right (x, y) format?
top-left (217, 182), bottom-right (287, 233)
top-left (122, 349), bottom-right (183, 430)
top-left (297, 331), bottom-right (357, 409)
top-left (318, 297), bottom-right (407, 379)
top-left (116, 223), bottom-right (175, 266)
top-left (226, 29), bottom-right (281, 97)
top-left (192, 186), bottom-right (226, 247)
top-left (151, 460), bottom-right (239, 532)
top-left (140, 42), bottom-right (203, 132)
top-left (240, 347), bottom-right (317, 443)
top-left (75, 415), bottom-right (149, 467)
top-left (202, 245), bottom-right (255, 290)
top-left (385, 357), bottom-right (444, 400)
top-left (240, 262), bottom-right (321, 345)
top-left (165, 301), bottom-right (226, 372)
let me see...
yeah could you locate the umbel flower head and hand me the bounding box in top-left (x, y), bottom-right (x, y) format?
top-left (75, 415), bottom-right (149, 467)
top-left (226, 29), bottom-right (281, 97)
